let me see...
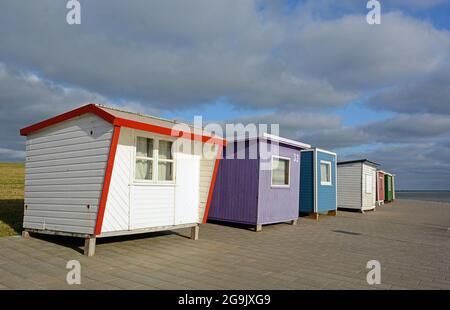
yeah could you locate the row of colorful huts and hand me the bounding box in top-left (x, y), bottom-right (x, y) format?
top-left (19, 104), bottom-right (395, 255)
top-left (209, 139), bottom-right (396, 231)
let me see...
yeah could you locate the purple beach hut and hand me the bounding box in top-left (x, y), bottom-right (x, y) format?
top-left (208, 133), bottom-right (311, 231)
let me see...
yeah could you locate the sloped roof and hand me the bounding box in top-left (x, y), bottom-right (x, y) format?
top-left (337, 159), bottom-right (380, 167)
top-left (20, 103), bottom-right (226, 145)
top-left (96, 104), bottom-right (205, 133)
top-left (231, 133), bottom-right (311, 149)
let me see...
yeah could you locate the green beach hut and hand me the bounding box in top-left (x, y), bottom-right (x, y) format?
top-left (384, 173), bottom-right (394, 202)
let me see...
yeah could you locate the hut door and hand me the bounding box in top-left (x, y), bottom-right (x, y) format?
top-left (174, 151), bottom-right (200, 225)
top-left (129, 135), bottom-right (177, 229)
top-left (378, 174), bottom-right (384, 199)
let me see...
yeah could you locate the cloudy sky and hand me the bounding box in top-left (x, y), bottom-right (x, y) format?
top-left (1, 0), bottom-right (450, 190)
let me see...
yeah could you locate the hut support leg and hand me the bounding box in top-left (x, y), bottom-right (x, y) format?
top-left (290, 219), bottom-right (298, 225)
top-left (310, 213), bottom-right (319, 220)
top-left (22, 230), bottom-right (30, 239)
top-left (191, 225), bottom-right (199, 240)
top-left (328, 210), bottom-right (337, 216)
top-left (84, 237), bottom-right (96, 257)
top-left (255, 224), bottom-right (263, 232)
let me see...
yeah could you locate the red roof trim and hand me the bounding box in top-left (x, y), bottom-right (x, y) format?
top-left (114, 117), bottom-right (227, 146)
top-left (20, 104), bottom-right (227, 146)
top-left (19, 104), bottom-right (115, 136)
top-left (202, 146), bottom-right (223, 223)
top-left (94, 125), bottom-right (121, 236)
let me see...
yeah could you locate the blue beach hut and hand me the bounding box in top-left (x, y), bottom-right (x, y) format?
top-left (300, 148), bottom-right (337, 220)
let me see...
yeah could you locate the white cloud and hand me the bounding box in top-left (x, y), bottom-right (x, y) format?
top-left (368, 65), bottom-right (450, 114)
top-left (2, 3), bottom-right (449, 112)
top-left (0, 63), bottom-right (110, 157)
top-left (281, 12), bottom-right (450, 91)
top-left (363, 114), bottom-right (450, 143)
top-left (0, 148), bottom-right (25, 161)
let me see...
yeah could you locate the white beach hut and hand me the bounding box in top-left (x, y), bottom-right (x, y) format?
top-left (20, 104), bottom-right (226, 256)
top-left (337, 159), bottom-right (379, 213)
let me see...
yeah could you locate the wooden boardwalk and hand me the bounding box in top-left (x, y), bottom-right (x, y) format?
top-left (0, 199), bottom-right (449, 289)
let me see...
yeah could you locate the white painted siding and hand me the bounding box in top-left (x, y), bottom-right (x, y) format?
top-left (101, 127), bottom-right (133, 233)
top-left (337, 163), bottom-right (362, 210)
top-left (23, 113), bottom-right (113, 234)
top-left (130, 185), bottom-right (176, 229)
top-left (362, 164), bottom-right (377, 210)
top-left (199, 144), bottom-right (218, 221)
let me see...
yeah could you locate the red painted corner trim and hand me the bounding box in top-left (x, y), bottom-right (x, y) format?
top-left (94, 125), bottom-right (121, 235)
top-left (202, 146), bottom-right (223, 223)
top-left (20, 103), bottom-right (115, 136)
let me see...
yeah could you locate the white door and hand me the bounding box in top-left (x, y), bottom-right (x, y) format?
top-left (129, 132), bottom-right (178, 230)
top-left (372, 171), bottom-right (377, 204)
top-left (174, 152), bottom-right (200, 225)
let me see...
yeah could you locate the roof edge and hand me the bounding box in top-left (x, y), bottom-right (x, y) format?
top-left (337, 159), bottom-right (380, 166)
top-left (311, 147), bottom-right (337, 156)
top-left (19, 103), bottom-right (115, 136)
top-left (230, 133), bottom-right (310, 149)
top-left (262, 133), bottom-right (311, 149)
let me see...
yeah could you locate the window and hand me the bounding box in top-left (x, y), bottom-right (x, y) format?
top-left (320, 161), bottom-right (332, 186)
top-left (365, 174), bottom-right (373, 194)
top-left (135, 137), bottom-right (174, 182)
top-left (135, 137), bottom-right (153, 180)
top-left (158, 140), bottom-right (174, 181)
top-left (271, 156), bottom-right (290, 187)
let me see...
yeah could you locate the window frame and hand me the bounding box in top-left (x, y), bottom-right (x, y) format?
top-left (270, 155), bottom-right (291, 188)
top-left (320, 160), bottom-right (332, 186)
top-left (133, 134), bottom-right (176, 185)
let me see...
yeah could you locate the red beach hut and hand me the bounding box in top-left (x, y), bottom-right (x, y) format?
top-left (376, 170), bottom-right (385, 206)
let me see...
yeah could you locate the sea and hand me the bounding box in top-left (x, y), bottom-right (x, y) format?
top-left (396, 191), bottom-right (450, 203)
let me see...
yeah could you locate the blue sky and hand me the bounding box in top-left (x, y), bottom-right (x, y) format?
top-left (1, 0), bottom-right (450, 189)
